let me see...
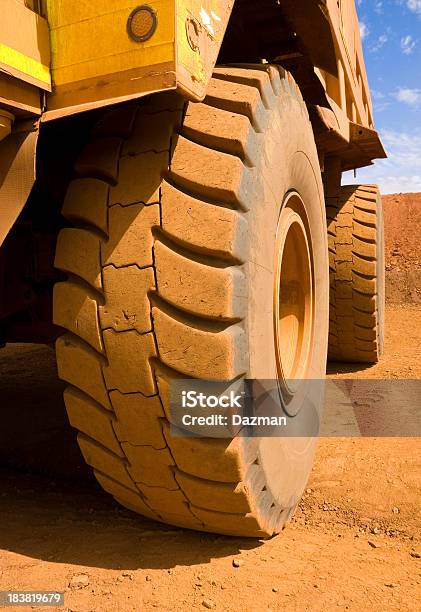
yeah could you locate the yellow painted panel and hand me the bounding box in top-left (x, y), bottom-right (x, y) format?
top-left (0, 43), bottom-right (50, 86)
top-left (177, 1), bottom-right (205, 84)
top-left (46, 0), bottom-right (146, 28)
top-left (45, 0), bottom-right (175, 87)
top-left (176, 0), bottom-right (233, 99)
top-left (0, 0), bottom-right (51, 89)
top-left (50, 40), bottom-right (175, 86)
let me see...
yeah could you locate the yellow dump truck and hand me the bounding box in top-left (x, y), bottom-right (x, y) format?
top-left (0, 1), bottom-right (386, 537)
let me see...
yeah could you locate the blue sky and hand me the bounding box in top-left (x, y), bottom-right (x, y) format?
top-left (343, 0), bottom-right (421, 193)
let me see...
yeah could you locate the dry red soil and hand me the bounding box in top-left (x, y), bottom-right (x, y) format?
top-left (383, 192), bottom-right (421, 304)
top-left (0, 193), bottom-right (419, 611)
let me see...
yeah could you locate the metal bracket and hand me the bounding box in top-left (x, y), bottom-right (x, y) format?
top-left (0, 125), bottom-right (38, 248)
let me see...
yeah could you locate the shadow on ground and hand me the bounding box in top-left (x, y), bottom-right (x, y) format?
top-left (327, 361), bottom-right (375, 376)
top-left (0, 467), bottom-right (261, 570)
top-left (0, 343), bottom-right (90, 480)
top-left (0, 344), bottom-right (262, 570)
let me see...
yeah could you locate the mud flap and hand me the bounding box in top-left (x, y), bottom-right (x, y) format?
top-left (0, 126), bottom-right (38, 248)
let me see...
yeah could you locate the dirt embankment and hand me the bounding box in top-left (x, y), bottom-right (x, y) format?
top-left (383, 193), bottom-right (421, 304)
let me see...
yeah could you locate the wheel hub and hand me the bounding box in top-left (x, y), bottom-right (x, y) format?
top-left (273, 192), bottom-right (314, 395)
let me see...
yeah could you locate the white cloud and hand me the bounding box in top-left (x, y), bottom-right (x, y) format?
top-left (343, 129), bottom-right (421, 194)
top-left (370, 33), bottom-right (388, 52)
top-left (375, 101), bottom-right (392, 113)
top-left (369, 87), bottom-right (421, 112)
top-left (371, 90), bottom-right (386, 100)
top-left (401, 34), bottom-right (416, 54)
top-left (395, 87), bottom-right (421, 106)
top-left (370, 89), bottom-right (391, 113)
top-left (380, 129), bottom-right (421, 167)
top-left (359, 21), bottom-right (369, 40)
top-left (406, 0), bottom-right (421, 15)
top-left (369, 174), bottom-right (421, 193)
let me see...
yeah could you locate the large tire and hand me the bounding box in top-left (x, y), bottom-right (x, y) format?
top-left (53, 66), bottom-right (329, 537)
top-left (327, 184), bottom-right (385, 363)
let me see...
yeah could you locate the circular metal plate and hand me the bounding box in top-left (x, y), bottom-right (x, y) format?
top-left (127, 5), bottom-right (157, 43)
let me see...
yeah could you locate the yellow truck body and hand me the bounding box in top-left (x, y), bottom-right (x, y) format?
top-left (0, 0), bottom-right (385, 244)
top-left (0, 0), bottom-right (50, 90)
top-left (0, 0), bottom-right (381, 142)
top-left (0, 0), bottom-right (50, 117)
top-left (0, 0), bottom-right (233, 119)
top-left (44, 0), bottom-right (233, 118)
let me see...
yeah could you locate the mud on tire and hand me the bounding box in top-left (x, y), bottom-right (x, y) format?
top-left (54, 66), bottom-right (329, 537)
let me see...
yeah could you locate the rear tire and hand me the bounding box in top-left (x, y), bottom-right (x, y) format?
top-left (54, 66), bottom-right (329, 537)
top-left (327, 184), bottom-right (385, 363)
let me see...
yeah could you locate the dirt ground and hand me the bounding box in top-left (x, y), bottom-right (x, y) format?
top-left (0, 194), bottom-right (420, 611)
top-left (383, 193), bottom-right (421, 304)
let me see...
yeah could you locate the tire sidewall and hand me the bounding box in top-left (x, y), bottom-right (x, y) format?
top-left (376, 190), bottom-right (385, 356)
top-left (242, 79), bottom-right (329, 509)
